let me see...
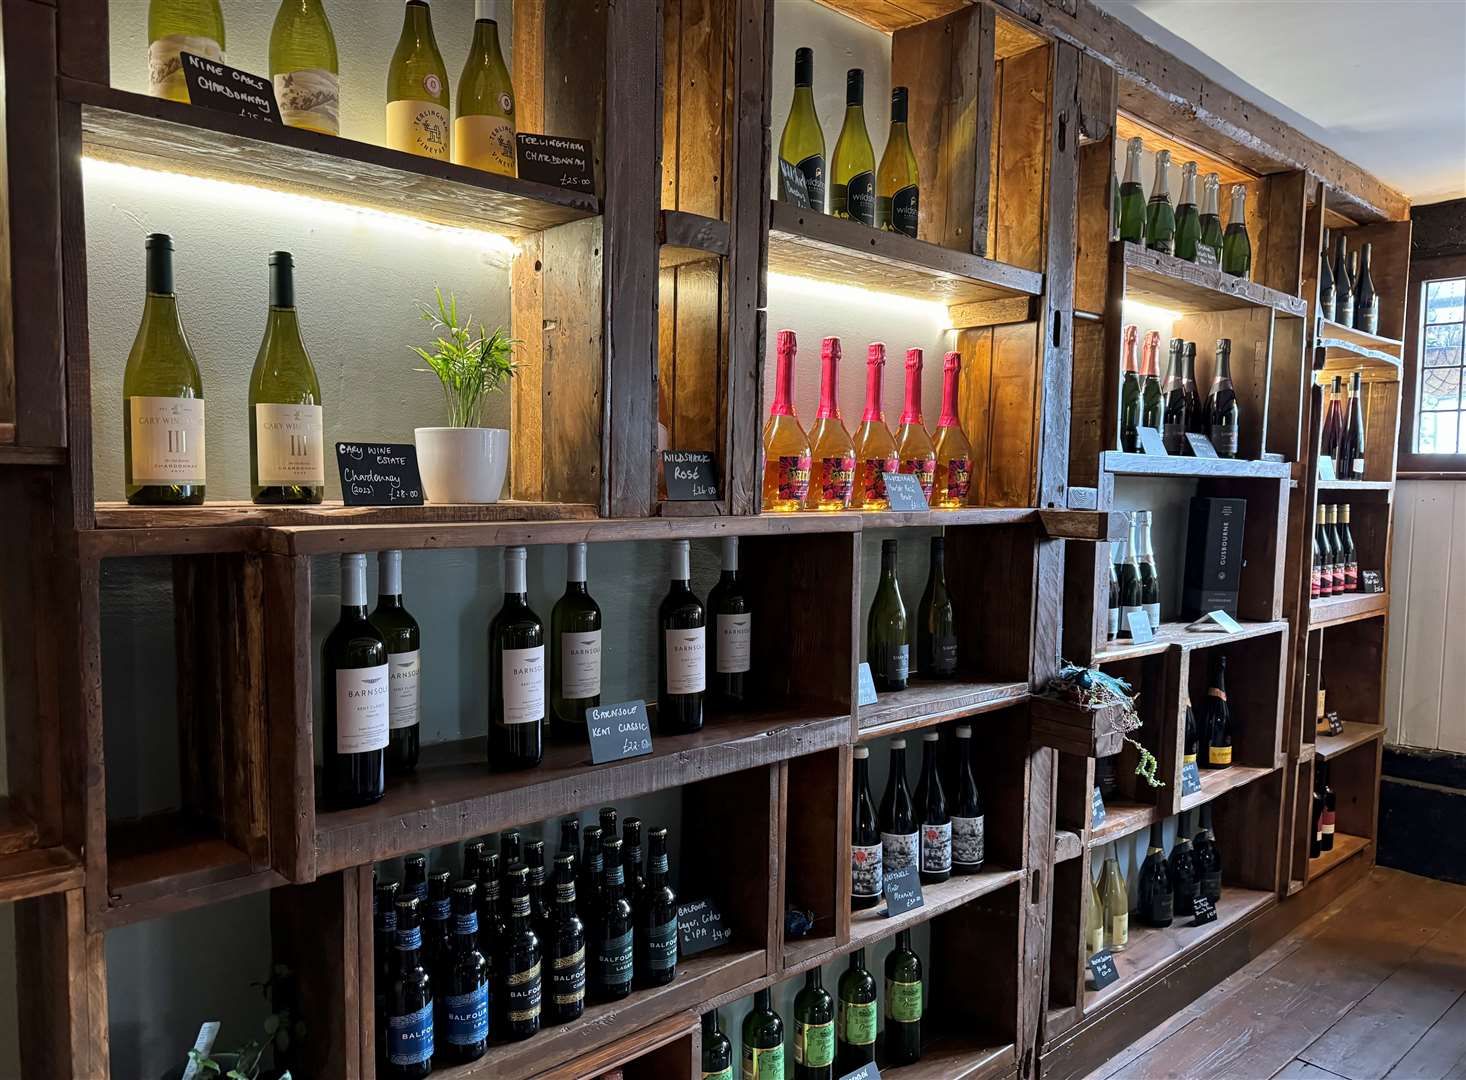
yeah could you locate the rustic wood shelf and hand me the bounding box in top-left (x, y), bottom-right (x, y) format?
top-left (1315, 318), bottom-right (1404, 368)
top-left (1088, 800), bottom-right (1158, 849)
top-left (1315, 478), bottom-right (1394, 493)
top-left (856, 679), bottom-right (1030, 737)
top-left (1089, 765), bottom-right (1275, 848)
top-left (67, 80), bottom-right (599, 237)
top-left (1177, 764), bottom-right (1276, 814)
top-left (849, 866), bottom-right (1025, 949)
top-left (1101, 451), bottom-right (1293, 481)
top-left (882, 1036), bottom-right (1017, 1080)
top-left (1314, 722), bottom-right (1386, 760)
top-left (1309, 591), bottom-right (1389, 627)
top-left (767, 200), bottom-right (1042, 306)
top-left (1095, 619), bottom-right (1289, 664)
top-left (1307, 832), bottom-right (1371, 882)
top-left (1118, 243), bottom-right (1308, 317)
top-left (0, 845), bottom-right (84, 903)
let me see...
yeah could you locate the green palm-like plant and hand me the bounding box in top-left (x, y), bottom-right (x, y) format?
top-left (411, 286), bottom-right (518, 427)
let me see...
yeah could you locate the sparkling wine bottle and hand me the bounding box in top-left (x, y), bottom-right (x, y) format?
top-left (762, 329), bottom-right (812, 512)
top-left (896, 348), bottom-right (936, 497)
top-left (1118, 136), bottom-right (1146, 245)
top-left (1199, 173), bottom-right (1224, 264)
top-left (1135, 509), bottom-right (1161, 628)
top-left (1222, 184), bottom-right (1252, 278)
top-left (1201, 654), bottom-right (1233, 769)
top-left (1117, 514), bottom-right (1143, 637)
top-left (1174, 161), bottom-right (1201, 262)
top-left (933, 351), bottom-right (973, 508)
top-left (1207, 338), bottom-right (1240, 458)
top-left (1194, 803), bottom-right (1223, 901)
top-left (852, 343), bottom-right (899, 510)
top-left (1145, 149), bottom-right (1176, 254)
top-left (1120, 324), bottom-right (1141, 452)
top-left (1140, 330), bottom-right (1163, 434)
top-left (808, 336), bottom-right (856, 510)
top-left (1161, 338), bottom-right (1189, 453)
top-left (1136, 822), bottom-right (1173, 927)
top-left (1169, 810), bottom-right (1200, 918)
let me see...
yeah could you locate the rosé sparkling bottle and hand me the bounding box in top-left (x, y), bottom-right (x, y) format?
top-left (851, 343), bottom-right (899, 511)
top-left (808, 336), bottom-right (856, 510)
top-left (761, 329), bottom-right (812, 512)
top-left (895, 347), bottom-right (935, 499)
top-left (932, 351), bottom-right (972, 508)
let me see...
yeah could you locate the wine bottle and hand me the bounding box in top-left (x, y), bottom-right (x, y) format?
top-left (868, 539), bottom-right (909, 691)
top-left (793, 968), bottom-right (836, 1080)
top-left (762, 329), bottom-right (813, 512)
top-left (1100, 848), bottom-right (1128, 951)
top-left (1141, 330), bottom-right (1163, 434)
top-left (1108, 556), bottom-right (1121, 640)
top-left (423, 869), bottom-right (454, 983)
top-left (1120, 324), bottom-right (1141, 453)
top-left (885, 928), bottom-right (923, 1065)
top-left (1135, 509), bottom-right (1161, 628)
top-left (1207, 338), bottom-right (1240, 458)
top-left (1194, 803), bottom-right (1222, 901)
top-left (743, 989), bottom-right (786, 1079)
top-left (386, 0), bottom-right (450, 160)
top-left (1311, 509), bottom-right (1325, 601)
top-left (1136, 822), bottom-right (1173, 928)
top-left (123, 234), bottom-right (206, 506)
top-left (877, 87), bottom-right (919, 237)
top-left (373, 877), bottom-right (399, 1066)
top-left (1199, 173), bottom-right (1224, 264)
top-left (916, 536), bottom-right (957, 679)
top-left (404, 852), bottom-right (429, 904)
top-left (1182, 341), bottom-right (1205, 435)
top-left (551, 543), bottom-right (601, 739)
top-left (708, 537), bottom-right (752, 709)
top-left (831, 69), bottom-right (876, 225)
top-left (249, 251), bottom-right (324, 504)
top-left (454, 2), bottom-right (517, 175)
top-left (896, 348), bottom-right (936, 497)
top-left (593, 838), bottom-right (633, 1001)
top-left (1319, 228), bottom-right (1337, 322)
top-left (1097, 755), bottom-right (1118, 800)
top-left (1112, 168), bottom-right (1121, 241)
top-left (489, 546), bottom-right (545, 770)
top-left (371, 550), bottom-right (422, 777)
top-left (914, 730), bottom-right (951, 884)
top-left (1174, 161), bottom-right (1201, 262)
top-left (1324, 505), bottom-right (1344, 596)
top-left (437, 881), bottom-right (489, 1063)
top-left (779, 48), bottom-right (827, 212)
top-left (1354, 244), bottom-right (1380, 334)
top-left (1310, 764), bottom-right (1326, 857)
top-left (500, 864), bottom-right (542, 1040)
top-left (1145, 149), bottom-right (1176, 254)
top-left (703, 1010), bottom-right (734, 1080)
top-left (1222, 185), bottom-right (1252, 278)
top-left (270, 0), bottom-right (339, 135)
top-left (634, 826), bottom-right (678, 988)
top-left (1202, 654), bottom-right (1233, 768)
top-left (387, 896), bottom-right (434, 1077)
top-left (323, 553), bottom-right (389, 808)
top-left (809, 337), bottom-right (856, 510)
top-left (933, 351), bottom-right (973, 508)
top-left (1338, 504), bottom-right (1358, 592)
top-left (1316, 665), bottom-right (1330, 735)
top-left (1333, 233), bottom-right (1355, 327)
top-left (952, 725), bottom-right (985, 873)
top-left (1117, 514), bottom-right (1143, 637)
top-left (1118, 136), bottom-right (1146, 245)
top-left (147, 0), bottom-right (225, 102)
top-left (658, 540), bottom-right (707, 734)
top-left (578, 825), bottom-right (604, 927)
top-left (1161, 338), bottom-right (1188, 454)
top-left (544, 854), bottom-right (586, 1025)
top-left (879, 738), bottom-right (919, 879)
top-left (836, 950), bottom-right (877, 1072)
top-left (1321, 375), bottom-right (1344, 461)
top-left (852, 343), bottom-right (899, 510)
top-left (1335, 371), bottom-right (1366, 481)
top-left (1183, 694), bottom-right (1198, 767)
top-left (1086, 872), bottom-right (1105, 955)
top-left (1169, 811), bottom-right (1200, 918)
top-left (1319, 761), bottom-right (1336, 852)
top-left (851, 745), bottom-right (884, 910)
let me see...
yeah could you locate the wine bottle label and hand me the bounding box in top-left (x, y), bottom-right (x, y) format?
top-left (149, 34), bottom-right (223, 100)
top-left (882, 830), bottom-right (919, 875)
top-left (818, 454), bottom-right (856, 505)
top-left (1311, 567), bottom-right (1322, 599)
top-left (1210, 426), bottom-right (1239, 456)
top-left (902, 456), bottom-right (935, 497)
top-left (1163, 422), bottom-right (1186, 454)
top-left (952, 814), bottom-right (985, 868)
top-left (386, 98), bottom-right (450, 160)
top-left (597, 928), bottom-right (633, 986)
top-left (387, 1001), bottom-right (434, 1065)
top-left (1208, 744), bottom-right (1232, 766)
top-left (921, 821), bottom-right (953, 873)
top-left (859, 454), bottom-right (898, 504)
top-left (1108, 605), bottom-right (1121, 638)
top-left (1108, 914), bottom-right (1128, 946)
top-left (664, 627), bottom-right (707, 695)
top-left (455, 911), bottom-right (479, 935)
top-left (335, 664), bottom-right (389, 754)
top-left (396, 925), bottom-right (422, 950)
top-left (797, 154), bottom-right (826, 210)
top-left (943, 456), bottom-right (971, 501)
top-left (454, 114), bottom-right (517, 174)
top-left (442, 984), bottom-right (489, 1046)
top-left (775, 453), bottom-right (812, 503)
top-left (254, 403), bottom-right (324, 486)
top-left (704, 1069), bottom-right (734, 1080)
top-left (886, 977), bottom-right (923, 1022)
top-left (716, 614), bottom-right (752, 674)
top-left (1087, 926), bottom-right (1104, 953)
top-left (274, 69), bottom-right (340, 134)
top-left (128, 396), bottom-right (206, 486)
top-left (500, 645), bottom-right (545, 724)
top-left (1346, 561), bottom-right (1358, 591)
top-left (551, 944), bottom-right (586, 1005)
top-left (1352, 457), bottom-right (1365, 477)
top-left (1202, 871), bottom-right (1221, 899)
top-left (560, 630), bottom-right (602, 699)
top-left (646, 916), bottom-right (678, 971)
top-left (741, 1043), bottom-right (785, 1080)
top-left (839, 999), bottom-right (877, 1046)
top-left (890, 184), bottom-right (919, 238)
top-left (851, 841), bottom-right (883, 898)
top-left (506, 960), bottom-right (542, 1023)
top-left (794, 1019), bottom-right (835, 1066)
top-left (1145, 602), bottom-right (1161, 627)
top-left (388, 649), bottom-right (421, 730)
top-left (930, 636), bottom-right (958, 673)
top-left (846, 171), bottom-right (876, 225)
top-left (880, 643), bottom-right (910, 684)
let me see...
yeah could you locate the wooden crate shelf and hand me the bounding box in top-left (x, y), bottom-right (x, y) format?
top-left (1178, 764), bottom-right (1276, 814)
top-left (1315, 722), bottom-right (1386, 761)
top-left (857, 679), bottom-right (1031, 738)
top-left (1309, 591), bottom-right (1389, 627)
top-left (1306, 832), bottom-right (1372, 882)
top-left (1101, 451), bottom-right (1293, 481)
top-left (0, 845), bottom-right (84, 903)
top-left (1315, 318), bottom-right (1404, 368)
top-left (1118, 242), bottom-right (1308, 317)
top-left (883, 1037), bottom-right (1017, 1080)
top-left (1095, 619), bottom-right (1289, 665)
top-left (1089, 765), bottom-right (1276, 849)
top-left (849, 867), bottom-right (1025, 949)
top-left (1315, 479), bottom-right (1394, 493)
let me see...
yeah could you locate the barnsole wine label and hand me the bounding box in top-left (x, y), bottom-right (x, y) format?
top-left (150, 34), bottom-right (223, 100)
top-left (560, 630), bottom-right (602, 699)
top-left (716, 614), bottom-right (752, 674)
top-left (129, 396), bottom-right (206, 485)
top-left (274, 68), bottom-right (340, 134)
top-left (336, 664), bottom-right (389, 753)
top-left (665, 627), bottom-right (707, 695)
top-left (388, 650), bottom-right (421, 730)
top-left (501, 645), bottom-right (546, 724)
top-left (454, 114), bottom-right (516, 174)
top-left (254, 403), bottom-right (325, 486)
top-left (386, 99), bottom-right (450, 159)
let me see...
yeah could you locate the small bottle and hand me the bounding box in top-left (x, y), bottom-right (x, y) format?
top-left (578, 825), bottom-right (604, 926)
top-left (876, 86), bottom-right (920, 237)
top-left (916, 536), bottom-right (957, 679)
top-left (762, 329), bottom-right (812, 512)
top-left (808, 337), bottom-right (856, 510)
top-left (831, 69), bottom-right (876, 225)
top-left (879, 738), bottom-right (919, 878)
top-left (914, 731), bottom-right (951, 884)
top-left (436, 880), bottom-right (489, 1064)
top-left (1174, 161), bottom-right (1201, 262)
top-left (884, 928), bottom-right (923, 1065)
top-left (1222, 185), bottom-right (1252, 278)
top-left (1145, 149), bottom-right (1176, 254)
top-left (475, 851), bottom-right (505, 965)
top-left (1100, 847), bottom-right (1129, 951)
top-left (792, 967), bottom-right (836, 1079)
top-left (932, 351), bottom-right (973, 508)
top-left (385, 0), bottom-right (450, 160)
top-left (461, 841), bottom-right (487, 893)
top-left (634, 826), bottom-right (678, 988)
top-left (742, 988), bottom-right (787, 1078)
top-left (779, 47), bottom-right (827, 211)
top-left (1119, 324), bottom-right (1141, 453)
top-left (1207, 338), bottom-right (1240, 458)
top-left (852, 343), bottom-right (899, 510)
top-left (703, 1009), bottom-right (734, 1080)
top-left (544, 853), bottom-right (587, 1025)
top-left (1136, 822), bottom-right (1173, 928)
top-left (836, 950), bottom-right (877, 1072)
top-left (454, 1), bottom-right (517, 175)
top-left (386, 897), bottom-right (434, 1077)
top-left (524, 839), bottom-right (548, 932)
top-left (422, 868), bottom-right (454, 977)
top-left (488, 546), bottom-right (545, 770)
top-left (593, 838), bottom-right (633, 1001)
top-left (895, 348), bottom-right (936, 497)
top-left (499, 830), bottom-right (523, 870)
top-left (707, 537), bottom-right (752, 710)
top-left (1118, 136), bottom-right (1146, 245)
top-left (850, 745), bottom-right (883, 910)
top-left (867, 539), bottom-right (909, 690)
top-left (373, 878), bottom-right (400, 1065)
top-left (621, 816), bottom-right (646, 904)
top-left (1198, 173), bottom-right (1224, 264)
top-left (499, 864), bottom-right (541, 1040)
top-left (371, 550), bottom-right (422, 777)
top-left (403, 855), bottom-right (429, 906)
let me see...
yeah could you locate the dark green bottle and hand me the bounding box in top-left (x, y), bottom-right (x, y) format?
top-left (1174, 161), bottom-right (1201, 261)
top-left (1119, 325), bottom-right (1141, 453)
top-left (436, 880), bottom-right (489, 1064)
top-left (593, 837), bottom-right (633, 1001)
top-left (634, 826), bottom-right (678, 988)
top-left (1222, 184), bottom-right (1252, 279)
top-left (322, 553), bottom-right (389, 808)
top-left (1144, 149), bottom-right (1176, 254)
top-left (1118, 136), bottom-right (1146, 244)
top-left (488, 546), bottom-right (545, 770)
top-left (1193, 803), bottom-right (1223, 902)
top-left (550, 542), bottom-right (602, 740)
top-left (708, 536), bottom-right (752, 709)
top-left (545, 853), bottom-right (587, 1025)
top-left (837, 948), bottom-right (878, 1072)
top-left (916, 536), bottom-right (957, 678)
top-left (868, 538), bottom-right (909, 691)
top-left (884, 929), bottom-right (923, 1065)
top-left (1199, 172), bottom-right (1224, 264)
top-left (793, 967), bottom-right (836, 1079)
top-left (742, 988), bottom-right (786, 1079)
top-left (498, 864), bottom-right (541, 1041)
top-left (658, 539), bottom-right (707, 734)
top-left (703, 1009), bottom-right (734, 1079)
top-left (1169, 810), bottom-right (1200, 918)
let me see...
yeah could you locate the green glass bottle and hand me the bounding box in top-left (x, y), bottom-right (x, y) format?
top-left (1117, 515), bottom-right (1143, 638)
top-left (836, 949), bottom-right (878, 1072)
top-left (147, 0), bottom-right (225, 102)
top-left (916, 536), bottom-right (957, 679)
top-left (123, 233), bottom-right (206, 506)
top-left (1222, 184), bottom-right (1252, 279)
top-left (830, 69), bottom-right (876, 225)
top-left (1174, 161), bottom-right (1201, 262)
top-left (742, 988), bottom-right (785, 1079)
top-left (248, 251), bottom-right (324, 504)
top-left (876, 87), bottom-right (919, 237)
top-left (386, 0), bottom-right (450, 160)
top-left (370, 549), bottom-right (421, 776)
top-left (489, 545), bottom-right (545, 770)
top-left (868, 539), bottom-right (909, 691)
top-left (884, 928), bottom-right (923, 1065)
top-left (1119, 324), bottom-right (1141, 453)
top-left (793, 967), bottom-right (836, 1079)
top-left (551, 542), bottom-right (602, 740)
top-left (1199, 172), bottom-right (1224, 264)
top-left (1144, 148), bottom-right (1176, 254)
top-left (322, 553), bottom-right (389, 808)
top-left (454, 1), bottom-right (517, 175)
top-left (1118, 136), bottom-right (1146, 245)
top-left (703, 1010), bottom-right (734, 1079)
top-left (779, 47), bottom-right (827, 212)
top-left (269, 0), bottom-right (339, 135)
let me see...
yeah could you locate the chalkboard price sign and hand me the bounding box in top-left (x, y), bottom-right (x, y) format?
top-left (1091, 786), bottom-right (1106, 829)
top-left (586, 700), bottom-right (652, 765)
top-left (677, 898), bottom-right (733, 957)
top-left (1087, 948), bottom-right (1120, 989)
top-left (335, 443), bottom-right (424, 506)
top-left (1181, 761), bottom-right (1202, 796)
top-left (663, 451), bottom-right (720, 501)
top-left (838, 1065), bottom-right (882, 1080)
top-left (181, 53), bottom-right (279, 123)
top-left (1190, 894), bottom-right (1218, 926)
top-left (516, 133), bottom-right (595, 193)
top-left (1137, 427), bottom-right (1169, 456)
top-left (882, 471), bottom-right (930, 512)
top-left (883, 865), bottom-right (923, 917)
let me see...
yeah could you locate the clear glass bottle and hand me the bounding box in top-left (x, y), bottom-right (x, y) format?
top-left (385, 0), bottom-right (450, 160)
top-left (454, 1), bottom-right (517, 175)
top-left (852, 343), bottom-right (899, 510)
top-left (248, 251), bottom-right (324, 504)
top-left (270, 0), bottom-right (339, 135)
top-left (1100, 847), bottom-right (1129, 951)
top-left (830, 69), bottom-right (876, 225)
top-left (932, 351), bottom-right (973, 508)
top-left (779, 48), bottom-right (826, 211)
top-left (876, 87), bottom-right (919, 237)
top-left (895, 347), bottom-right (936, 497)
top-left (762, 329), bottom-right (812, 512)
top-left (808, 336), bottom-right (856, 510)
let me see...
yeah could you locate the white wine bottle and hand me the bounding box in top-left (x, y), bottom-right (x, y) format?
top-left (830, 69), bottom-right (875, 226)
top-left (454, 0), bottom-right (517, 175)
top-left (876, 86), bottom-right (919, 237)
top-left (147, 0), bottom-right (225, 103)
top-left (123, 234), bottom-right (206, 506)
top-left (778, 47), bottom-right (826, 211)
top-left (386, 0), bottom-right (450, 160)
top-left (248, 252), bottom-right (325, 504)
top-left (270, 0), bottom-right (340, 136)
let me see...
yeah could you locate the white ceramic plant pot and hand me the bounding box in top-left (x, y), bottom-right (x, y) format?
top-left (414, 426), bottom-right (509, 504)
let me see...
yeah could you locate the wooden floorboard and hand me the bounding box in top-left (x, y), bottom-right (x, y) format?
top-left (1382, 993), bottom-right (1466, 1080)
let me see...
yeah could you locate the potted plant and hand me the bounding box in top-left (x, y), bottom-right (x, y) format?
top-left (411, 286), bottom-right (518, 504)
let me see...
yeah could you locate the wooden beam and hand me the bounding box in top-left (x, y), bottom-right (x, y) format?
top-left (1410, 197), bottom-right (1466, 259)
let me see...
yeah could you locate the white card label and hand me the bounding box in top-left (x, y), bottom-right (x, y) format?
top-left (560, 630), bottom-right (602, 700)
top-left (664, 627), bottom-right (707, 695)
top-left (501, 645), bottom-right (546, 724)
top-left (254, 402), bottom-right (324, 486)
top-left (336, 664), bottom-right (389, 753)
top-left (129, 396), bottom-right (206, 485)
top-left (388, 649), bottom-right (421, 730)
top-left (716, 613), bottom-right (752, 674)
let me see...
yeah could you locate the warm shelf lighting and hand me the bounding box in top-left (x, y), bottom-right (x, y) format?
top-left (81, 156), bottom-right (520, 257)
top-left (767, 271), bottom-right (955, 330)
top-left (1120, 297), bottom-right (1184, 324)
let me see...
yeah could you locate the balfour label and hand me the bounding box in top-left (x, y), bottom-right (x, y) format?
top-left (129, 396), bottom-right (206, 486)
top-left (387, 1001), bottom-right (434, 1065)
top-left (506, 960), bottom-right (542, 1023)
top-left (776, 454), bottom-right (811, 503)
top-left (846, 171), bottom-right (876, 226)
top-left (819, 454), bottom-right (855, 505)
top-left (882, 829), bottom-right (919, 875)
top-left (851, 841), bottom-right (883, 898)
top-left (598, 928), bottom-right (633, 986)
top-left (886, 977), bottom-right (923, 1022)
top-left (839, 999), bottom-right (877, 1046)
top-left (274, 68), bottom-right (339, 132)
top-left (890, 184), bottom-right (919, 238)
top-left (646, 917), bottom-right (679, 971)
top-left (388, 649), bottom-right (421, 730)
top-left (335, 664), bottom-right (389, 754)
top-left (551, 945), bottom-right (586, 1005)
top-left (501, 645), bottom-right (546, 724)
top-left (953, 814), bottom-right (985, 868)
top-left (441, 985), bottom-right (489, 1047)
top-left (254, 403), bottom-right (324, 487)
top-left (741, 1043), bottom-right (785, 1080)
top-left (794, 1019), bottom-right (835, 1067)
top-left (560, 630), bottom-right (602, 699)
top-left (455, 114), bottom-right (516, 174)
top-left (921, 821), bottom-right (953, 874)
top-left (386, 99), bottom-right (449, 159)
top-left (150, 33), bottom-right (223, 98)
top-left (717, 614), bottom-right (752, 674)
top-left (664, 627), bottom-right (707, 695)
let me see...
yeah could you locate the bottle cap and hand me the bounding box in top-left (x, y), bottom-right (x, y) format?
top-left (955, 725), bottom-right (972, 738)
top-left (922, 731), bottom-right (939, 742)
top-left (854, 745), bottom-right (869, 758)
top-left (943, 350), bottom-right (961, 373)
top-left (866, 342), bottom-right (886, 365)
top-left (822, 336), bottom-right (842, 363)
top-left (890, 737), bottom-right (907, 749)
top-left (905, 347), bottom-right (923, 371)
top-left (777, 328), bottom-right (797, 355)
